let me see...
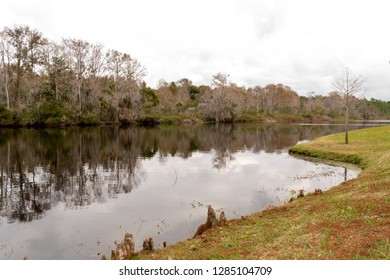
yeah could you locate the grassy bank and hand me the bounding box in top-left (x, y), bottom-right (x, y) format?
top-left (134, 126), bottom-right (389, 259)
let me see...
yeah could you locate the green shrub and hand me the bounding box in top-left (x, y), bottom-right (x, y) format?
top-left (78, 115), bottom-right (100, 125)
top-left (236, 113), bottom-right (265, 123)
top-left (0, 104), bottom-right (12, 123)
top-left (33, 100), bottom-right (72, 124)
top-left (158, 115), bottom-right (181, 125)
top-left (141, 87), bottom-right (159, 109)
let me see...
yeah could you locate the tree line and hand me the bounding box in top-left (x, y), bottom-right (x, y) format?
top-left (0, 25), bottom-right (389, 126)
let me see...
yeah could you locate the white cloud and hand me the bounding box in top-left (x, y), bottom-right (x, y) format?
top-left (1, 0), bottom-right (389, 100)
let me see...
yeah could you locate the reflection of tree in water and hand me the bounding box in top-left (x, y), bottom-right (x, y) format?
top-left (208, 125), bottom-right (236, 170)
top-left (0, 128), bottom-right (145, 222)
top-left (0, 124), bottom-right (357, 223)
top-left (0, 143), bottom-right (52, 223)
top-left (212, 150), bottom-right (235, 170)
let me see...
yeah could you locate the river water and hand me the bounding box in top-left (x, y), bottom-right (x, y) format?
top-left (0, 123), bottom-right (379, 259)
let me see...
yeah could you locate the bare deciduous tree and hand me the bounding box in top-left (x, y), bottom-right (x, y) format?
top-left (252, 86), bottom-right (266, 114)
top-left (201, 73), bottom-right (234, 122)
top-left (212, 72), bottom-right (229, 90)
top-left (0, 31), bottom-right (11, 108)
top-left (105, 50), bottom-right (146, 122)
top-left (4, 25), bottom-right (47, 109)
top-left (62, 38), bottom-right (90, 112)
top-left (123, 56), bottom-right (146, 85)
top-left (85, 43), bottom-right (105, 109)
top-left (333, 68), bottom-right (365, 144)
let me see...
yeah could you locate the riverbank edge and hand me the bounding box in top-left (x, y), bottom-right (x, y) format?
top-left (0, 113), bottom-right (350, 128)
top-left (129, 126), bottom-right (389, 260)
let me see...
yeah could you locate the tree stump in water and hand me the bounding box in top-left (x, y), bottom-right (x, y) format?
top-left (111, 233), bottom-right (135, 260)
top-left (314, 189), bottom-right (323, 195)
top-left (219, 211), bottom-right (227, 226)
top-left (193, 205), bottom-right (223, 238)
top-left (143, 237), bottom-right (154, 251)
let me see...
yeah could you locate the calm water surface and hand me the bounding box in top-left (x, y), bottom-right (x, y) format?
top-left (0, 123), bottom-right (378, 259)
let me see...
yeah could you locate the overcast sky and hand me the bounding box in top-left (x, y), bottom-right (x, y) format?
top-left (1, 0), bottom-right (389, 100)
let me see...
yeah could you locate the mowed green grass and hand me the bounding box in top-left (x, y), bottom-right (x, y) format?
top-left (134, 126), bottom-right (390, 260)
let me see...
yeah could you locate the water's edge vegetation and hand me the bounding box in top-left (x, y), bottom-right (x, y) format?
top-left (132, 126), bottom-right (389, 259)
